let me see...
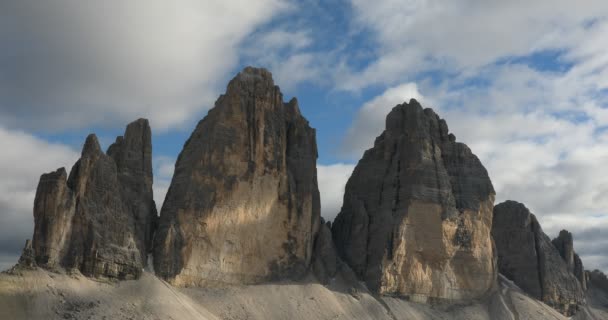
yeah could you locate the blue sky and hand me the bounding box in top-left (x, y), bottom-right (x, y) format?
top-left (1, 0), bottom-right (608, 273)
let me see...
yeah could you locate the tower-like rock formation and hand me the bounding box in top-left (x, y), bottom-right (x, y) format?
top-left (331, 99), bottom-right (496, 301)
top-left (31, 119), bottom-right (156, 279)
top-left (154, 67), bottom-right (320, 287)
top-left (553, 230), bottom-right (587, 290)
top-left (492, 201), bottom-right (585, 316)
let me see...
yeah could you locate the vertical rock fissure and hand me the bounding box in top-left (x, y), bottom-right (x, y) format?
top-left (531, 220), bottom-right (545, 300)
top-left (391, 159), bottom-right (402, 216)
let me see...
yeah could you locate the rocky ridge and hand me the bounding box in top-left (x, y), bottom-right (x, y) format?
top-left (29, 119), bottom-right (156, 280)
top-left (332, 99), bottom-right (497, 301)
top-left (492, 200), bottom-right (586, 316)
top-left (7, 67), bottom-right (607, 320)
top-left (553, 230), bottom-right (588, 290)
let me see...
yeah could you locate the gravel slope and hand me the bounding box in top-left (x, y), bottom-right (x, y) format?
top-left (0, 269), bottom-right (603, 320)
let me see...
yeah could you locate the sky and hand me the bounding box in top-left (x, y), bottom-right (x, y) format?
top-left (1, 0), bottom-right (608, 273)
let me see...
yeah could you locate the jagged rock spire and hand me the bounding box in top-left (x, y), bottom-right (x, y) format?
top-left (31, 119), bottom-right (156, 280)
top-left (332, 99), bottom-right (496, 301)
top-left (553, 229), bottom-right (587, 290)
top-left (492, 200), bottom-right (585, 316)
top-left (154, 67), bottom-right (320, 286)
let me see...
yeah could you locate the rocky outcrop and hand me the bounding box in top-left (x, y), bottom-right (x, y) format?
top-left (492, 201), bottom-right (585, 316)
top-left (553, 230), bottom-right (587, 290)
top-left (331, 99), bottom-right (496, 302)
top-left (31, 119), bottom-right (156, 280)
top-left (312, 219), bottom-right (339, 284)
top-left (588, 270), bottom-right (608, 293)
top-left (17, 240), bottom-right (36, 269)
top-left (154, 67), bottom-right (320, 287)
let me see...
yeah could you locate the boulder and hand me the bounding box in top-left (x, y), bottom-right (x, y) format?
top-left (31, 119), bottom-right (156, 279)
top-left (331, 99), bottom-right (496, 302)
top-left (154, 67), bottom-right (320, 287)
top-left (492, 200), bottom-right (585, 316)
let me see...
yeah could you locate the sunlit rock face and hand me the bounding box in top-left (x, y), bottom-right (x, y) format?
top-left (332, 99), bottom-right (496, 302)
top-left (492, 201), bottom-right (586, 316)
top-left (32, 119), bottom-right (157, 280)
top-left (153, 67), bottom-right (320, 287)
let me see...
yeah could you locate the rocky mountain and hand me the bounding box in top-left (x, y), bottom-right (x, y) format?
top-left (331, 99), bottom-right (496, 301)
top-left (153, 67), bottom-right (321, 287)
top-left (30, 119), bottom-right (156, 280)
top-left (3, 67), bottom-right (607, 320)
top-left (492, 200), bottom-right (586, 316)
top-left (553, 230), bottom-right (588, 290)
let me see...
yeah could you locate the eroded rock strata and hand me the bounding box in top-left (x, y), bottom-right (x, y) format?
top-left (492, 200), bottom-right (585, 316)
top-left (31, 119), bottom-right (156, 279)
top-left (154, 67), bottom-right (320, 286)
top-left (331, 99), bottom-right (497, 301)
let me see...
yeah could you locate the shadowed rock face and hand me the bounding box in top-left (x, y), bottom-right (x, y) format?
top-left (154, 67), bottom-right (320, 287)
top-left (312, 219), bottom-right (339, 285)
top-left (31, 119), bottom-right (156, 280)
top-left (331, 99), bottom-right (496, 301)
top-left (588, 270), bottom-right (608, 293)
top-left (553, 230), bottom-right (587, 291)
top-left (492, 201), bottom-right (585, 316)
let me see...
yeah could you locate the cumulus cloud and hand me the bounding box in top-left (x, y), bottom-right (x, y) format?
top-left (341, 0), bottom-right (608, 90)
top-left (317, 163), bottom-right (355, 221)
top-left (0, 0), bottom-right (289, 131)
top-left (0, 127), bottom-right (78, 271)
top-left (341, 83), bottom-right (423, 158)
top-left (240, 28), bottom-right (327, 92)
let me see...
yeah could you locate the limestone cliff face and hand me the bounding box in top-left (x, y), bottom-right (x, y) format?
top-left (492, 201), bottom-right (585, 316)
top-left (553, 230), bottom-right (587, 291)
top-left (331, 99), bottom-right (496, 301)
top-left (154, 67), bottom-right (320, 287)
top-left (32, 119), bottom-right (156, 279)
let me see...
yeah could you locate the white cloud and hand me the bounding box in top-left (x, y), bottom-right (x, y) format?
top-left (240, 27), bottom-right (326, 92)
top-left (0, 127), bottom-right (78, 268)
top-left (341, 83), bottom-right (423, 158)
top-left (255, 30), bottom-right (313, 52)
top-left (152, 156), bottom-right (175, 212)
top-left (342, 0), bottom-right (608, 90)
top-left (0, 0), bottom-right (289, 131)
top-left (317, 163), bottom-right (355, 222)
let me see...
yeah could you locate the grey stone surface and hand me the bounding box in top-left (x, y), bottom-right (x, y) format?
top-left (31, 119), bottom-right (156, 280)
top-left (154, 67), bottom-right (320, 287)
top-left (312, 218), bottom-right (339, 284)
top-left (588, 270), bottom-right (608, 294)
top-left (493, 200), bottom-right (586, 316)
top-left (17, 239), bottom-right (36, 269)
top-left (332, 99), bottom-right (496, 301)
top-left (553, 230), bottom-right (588, 290)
